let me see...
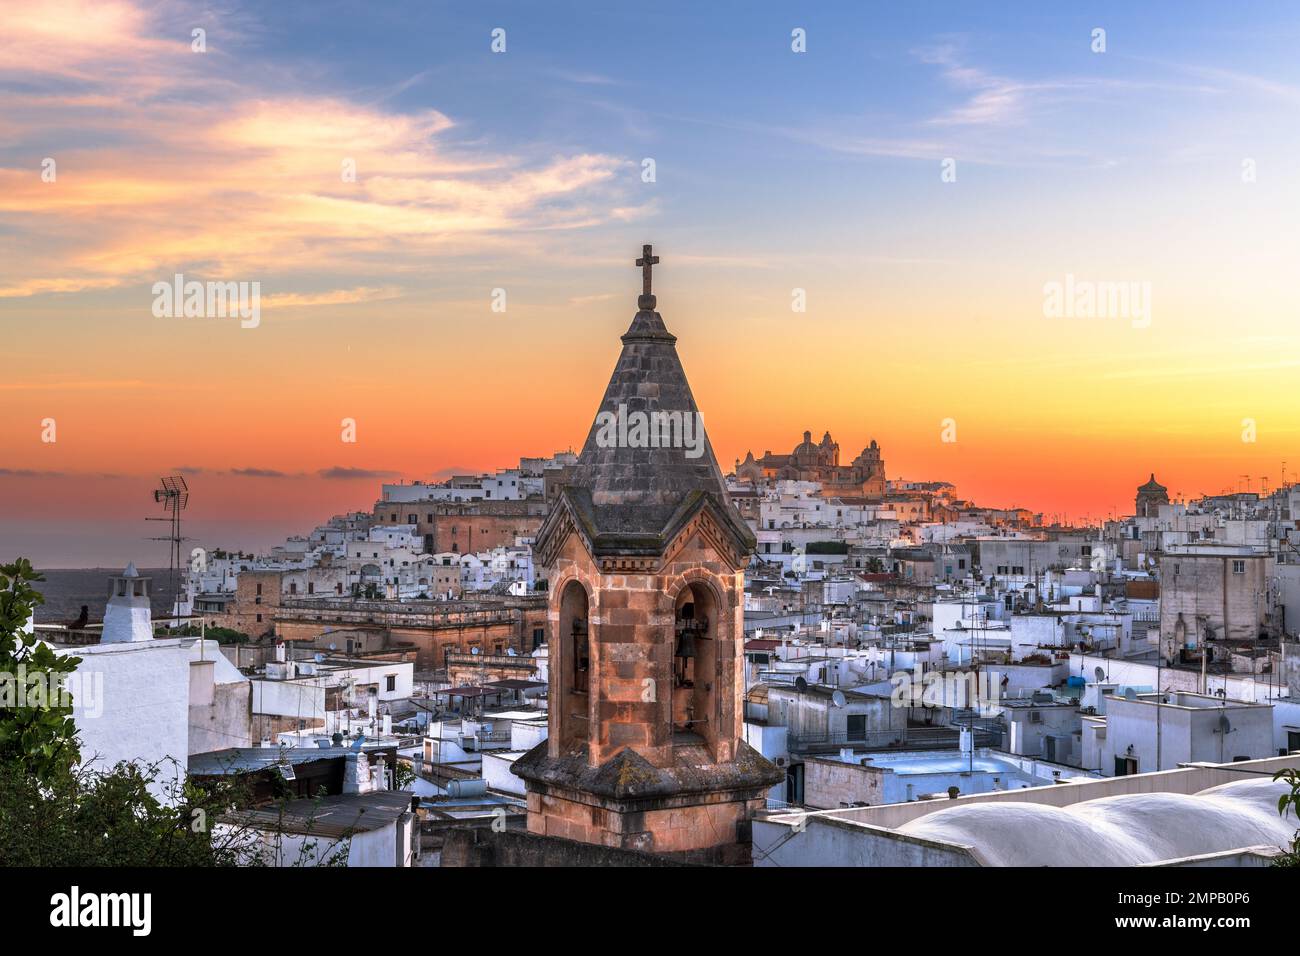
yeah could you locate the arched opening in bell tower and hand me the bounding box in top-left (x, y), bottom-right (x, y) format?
top-left (672, 581), bottom-right (720, 750)
top-left (556, 580), bottom-right (591, 753)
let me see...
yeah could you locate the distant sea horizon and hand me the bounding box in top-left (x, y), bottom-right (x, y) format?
top-left (30, 568), bottom-right (182, 624)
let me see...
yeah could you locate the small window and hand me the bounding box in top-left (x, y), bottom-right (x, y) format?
top-left (385, 675), bottom-right (396, 692)
top-left (1232, 560), bottom-right (1246, 574)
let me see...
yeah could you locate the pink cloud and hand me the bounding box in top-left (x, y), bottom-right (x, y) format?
top-left (0, 1), bottom-right (639, 300)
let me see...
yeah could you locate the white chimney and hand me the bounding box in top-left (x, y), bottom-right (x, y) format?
top-left (101, 563), bottom-right (153, 643)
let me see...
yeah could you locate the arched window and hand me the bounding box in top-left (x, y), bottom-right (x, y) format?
top-left (556, 581), bottom-right (591, 752)
top-left (672, 582), bottom-right (720, 752)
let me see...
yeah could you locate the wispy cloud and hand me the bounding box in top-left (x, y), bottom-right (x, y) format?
top-left (914, 42), bottom-right (1032, 127)
top-left (0, 468), bottom-right (69, 478)
top-left (0, 1), bottom-right (639, 300)
top-left (262, 286), bottom-right (403, 309)
top-left (318, 466), bottom-right (400, 480)
top-left (550, 69), bottom-right (621, 87)
top-left (0, 468), bottom-right (126, 479)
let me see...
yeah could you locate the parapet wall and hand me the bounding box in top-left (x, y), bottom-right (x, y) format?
top-left (440, 826), bottom-right (690, 867)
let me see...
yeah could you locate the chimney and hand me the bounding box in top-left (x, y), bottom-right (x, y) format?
top-left (101, 563), bottom-right (154, 643)
top-left (342, 753), bottom-right (361, 792)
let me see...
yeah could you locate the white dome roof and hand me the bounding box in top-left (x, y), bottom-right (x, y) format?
top-left (897, 777), bottom-right (1295, 866)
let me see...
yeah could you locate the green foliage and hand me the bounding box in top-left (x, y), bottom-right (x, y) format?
top-left (393, 760), bottom-right (416, 790)
top-left (0, 759), bottom-right (352, 867)
top-left (1273, 767), bottom-right (1300, 867)
top-left (0, 559), bottom-right (82, 779)
top-left (170, 623), bottom-right (250, 644)
top-left (0, 759), bottom-right (235, 866)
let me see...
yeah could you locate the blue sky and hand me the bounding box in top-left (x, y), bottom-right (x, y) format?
top-left (5, 0), bottom-right (1300, 565)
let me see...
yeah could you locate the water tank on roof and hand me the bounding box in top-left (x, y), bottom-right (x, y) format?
top-left (447, 779), bottom-right (487, 798)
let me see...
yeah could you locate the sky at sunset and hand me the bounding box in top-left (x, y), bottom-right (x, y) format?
top-left (4, 0), bottom-right (1300, 566)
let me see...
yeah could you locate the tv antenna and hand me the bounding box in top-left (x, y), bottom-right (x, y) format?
top-left (147, 474), bottom-right (189, 619)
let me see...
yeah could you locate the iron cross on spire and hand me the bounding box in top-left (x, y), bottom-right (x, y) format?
top-left (636, 244), bottom-right (660, 296)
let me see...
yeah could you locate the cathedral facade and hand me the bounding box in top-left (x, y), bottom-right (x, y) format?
top-left (736, 430), bottom-right (886, 497)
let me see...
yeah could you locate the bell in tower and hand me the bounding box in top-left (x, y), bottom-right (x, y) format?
top-left (673, 601), bottom-right (699, 687)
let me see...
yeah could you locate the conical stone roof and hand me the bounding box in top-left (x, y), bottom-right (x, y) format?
top-left (536, 285), bottom-right (754, 560)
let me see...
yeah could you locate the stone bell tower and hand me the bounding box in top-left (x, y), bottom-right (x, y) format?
top-left (512, 246), bottom-right (782, 864)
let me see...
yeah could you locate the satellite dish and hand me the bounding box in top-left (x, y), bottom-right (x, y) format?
top-left (1094, 666), bottom-right (1106, 682)
top-left (831, 690), bottom-right (846, 708)
top-left (471, 646), bottom-right (480, 655)
top-left (506, 648), bottom-right (517, 657)
top-left (795, 676), bottom-right (808, 693)
top-left (1123, 687), bottom-right (1138, 701)
top-left (1218, 713), bottom-right (1233, 735)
